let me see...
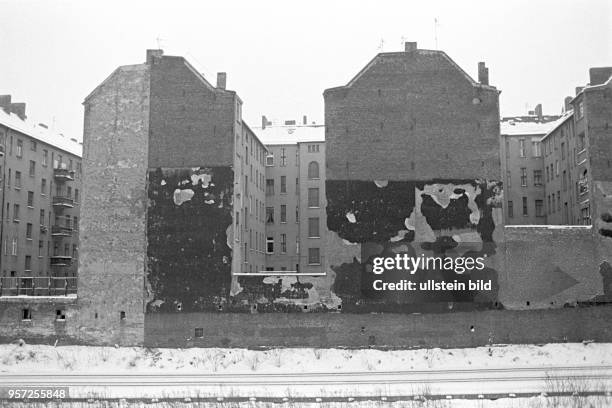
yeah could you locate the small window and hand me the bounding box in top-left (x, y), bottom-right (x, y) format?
top-left (280, 233), bottom-right (287, 253)
top-left (41, 178), bottom-right (47, 195)
top-left (15, 171), bottom-right (21, 188)
top-left (266, 207), bottom-right (274, 224)
top-left (535, 200), bottom-right (544, 217)
top-left (266, 154), bottom-right (274, 166)
top-left (30, 140), bottom-right (37, 151)
top-left (308, 161), bottom-right (320, 179)
top-left (29, 160), bottom-right (35, 177)
top-left (507, 200), bottom-right (514, 218)
top-left (16, 140), bottom-right (23, 158)
top-left (27, 191), bottom-right (34, 207)
top-left (194, 328), bottom-right (204, 338)
top-left (266, 179), bottom-right (274, 195)
top-left (280, 176), bottom-right (286, 193)
top-left (280, 205), bottom-right (287, 223)
top-left (266, 236), bottom-right (274, 254)
top-left (75, 189), bottom-right (79, 203)
top-left (520, 168), bottom-right (527, 187)
top-left (308, 248), bottom-right (321, 265)
top-left (308, 188), bottom-right (319, 207)
top-left (120, 311), bottom-right (126, 320)
top-left (522, 197), bottom-right (528, 216)
top-left (56, 309), bottom-right (66, 321)
top-left (22, 308), bottom-right (31, 320)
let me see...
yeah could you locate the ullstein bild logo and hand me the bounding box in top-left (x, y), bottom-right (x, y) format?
top-left (370, 254), bottom-right (492, 292)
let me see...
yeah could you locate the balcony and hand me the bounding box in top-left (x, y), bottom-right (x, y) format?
top-left (53, 167), bottom-right (75, 182)
top-left (50, 255), bottom-right (72, 267)
top-left (0, 277), bottom-right (76, 296)
top-left (52, 196), bottom-right (74, 208)
top-left (51, 225), bottom-right (73, 237)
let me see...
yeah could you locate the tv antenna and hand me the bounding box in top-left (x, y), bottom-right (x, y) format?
top-left (156, 37), bottom-right (165, 49)
top-left (378, 38), bottom-right (385, 52)
top-left (434, 18), bottom-right (440, 49)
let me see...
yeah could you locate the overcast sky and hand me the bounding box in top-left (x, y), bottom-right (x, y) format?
top-left (1, 0), bottom-right (610, 142)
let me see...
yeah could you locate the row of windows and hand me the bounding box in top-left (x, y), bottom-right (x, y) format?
top-left (4, 237), bottom-right (77, 257)
top-left (2, 133), bottom-right (82, 176)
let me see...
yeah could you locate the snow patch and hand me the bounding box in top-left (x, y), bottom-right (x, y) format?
top-left (173, 189), bottom-right (194, 206)
top-left (346, 212), bottom-right (356, 223)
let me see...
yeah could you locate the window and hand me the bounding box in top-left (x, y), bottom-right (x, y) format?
top-left (13, 204), bottom-right (20, 221)
top-left (308, 188), bottom-right (319, 208)
top-left (307, 144), bottom-right (319, 153)
top-left (266, 236), bottom-right (274, 253)
top-left (42, 150), bottom-right (48, 166)
top-left (195, 328), bottom-right (204, 338)
top-left (546, 166), bottom-right (550, 182)
top-left (581, 206), bottom-right (591, 225)
top-left (308, 248), bottom-right (320, 264)
top-left (16, 139), bottom-right (23, 158)
top-left (73, 244), bottom-right (78, 258)
top-left (280, 205), bottom-right (287, 223)
top-left (547, 195), bottom-right (551, 214)
top-left (532, 141), bottom-right (541, 157)
top-left (280, 234), bottom-right (287, 253)
top-left (506, 171), bottom-right (511, 188)
top-left (15, 171), bottom-right (21, 188)
top-left (577, 101), bottom-right (584, 119)
top-left (557, 191), bottom-right (561, 211)
top-left (280, 148), bottom-right (287, 166)
top-left (308, 161), bottom-right (320, 179)
top-left (30, 140), bottom-right (37, 151)
top-left (533, 170), bottom-right (542, 186)
top-left (24, 255), bottom-right (32, 272)
top-left (40, 209), bottom-right (45, 225)
top-left (519, 139), bottom-right (525, 157)
top-left (26, 223), bottom-right (33, 239)
top-left (38, 240), bottom-right (44, 257)
top-left (535, 200), bottom-right (544, 217)
top-left (520, 168), bottom-right (527, 187)
top-left (552, 194), bottom-right (555, 213)
top-left (562, 171), bottom-right (567, 191)
top-left (41, 178), bottom-right (47, 195)
top-left (308, 217), bottom-right (320, 237)
top-left (296, 206), bottom-right (299, 223)
top-left (11, 238), bottom-right (17, 255)
top-left (266, 207), bottom-right (274, 224)
top-left (577, 133), bottom-right (586, 151)
top-left (73, 216), bottom-right (78, 231)
top-left (56, 310), bottom-right (66, 321)
top-left (27, 191), bottom-right (34, 207)
top-left (280, 176), bottom-right (286, 193)
top-left (561, 142), bottom-right (565, 160)
top-left (507, 201), bottom-right (513, 218)
top-left (522, 197), bottom-right (528, 216)
top-left (266, 179), bottom-right (274, 195)
top-left (266, 154), bottom-right (274, 166)
top-left (22, 308), bottom-right (31, 321)
top-left (29, 160), bottom-right (35, 177)
top-left (555, 160), bottom-right (559, 176)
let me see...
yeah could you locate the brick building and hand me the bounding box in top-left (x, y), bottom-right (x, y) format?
top-left (255, 118), bottom-right (326, 275)
top-left (0, 96), bottom-right (82, 295)
top-left (500, 108), bottom-right (561, 224)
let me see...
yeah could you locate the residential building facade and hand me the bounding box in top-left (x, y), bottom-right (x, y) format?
top-left (0, 96), bottom-right (82, 284)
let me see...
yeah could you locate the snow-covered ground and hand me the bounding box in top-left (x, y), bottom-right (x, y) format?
top-left (0, 342), bottom-right (610, 373)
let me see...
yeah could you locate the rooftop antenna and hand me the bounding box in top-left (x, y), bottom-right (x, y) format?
top-left (434, 18), bottom-right (439, 49)
top-left (156, 37), bottom-right (165, 49)
top-left (378, 38), bottom-right (385, 52)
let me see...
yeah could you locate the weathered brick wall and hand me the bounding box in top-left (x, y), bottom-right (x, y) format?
top-left (324, 51), bottom-right (499, 181)
top-left (0, 298), bottom-right (78, 344)
top-left (76, 64), bottom-right (150, 346)
top-left (148, 55), bottom-right (235, 168)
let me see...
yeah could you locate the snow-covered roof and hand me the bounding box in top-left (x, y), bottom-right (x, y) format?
top-left (255, 125), bottom-right (325, 146)
top-left (0, 108), bottom-right (82, 157)
top-left (500, 115), bottom-right (565, 137)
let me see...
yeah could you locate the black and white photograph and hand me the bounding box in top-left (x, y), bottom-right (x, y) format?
top-left (0, 0), bottom-right (611, 407)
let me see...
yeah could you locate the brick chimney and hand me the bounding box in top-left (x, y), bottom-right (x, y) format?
top-left (216, 72), bottom-right (227, 90)
top-left (0, 95), bottom-right (11, 111)
top-left (146, 49), bottom-right (163, 64)
top-left (404, 42), bottom-right (417, 52)
top-left (564, 96), bottom-right (573, 113)
top-left (478, 62), bottom-right (489, 86)
top-left (262, 115), bottom-right (268, 129)
top-left (9, 102), bottom-right (26, 119)
top-left (534, 103), bottom-right (543, 120)
top-left (303, 115), bottom-right (307, 125)
top-left (589, 67), bottom-right (612, 86)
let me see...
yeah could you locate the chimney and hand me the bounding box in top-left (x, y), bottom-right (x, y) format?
top-left (0, 95), bottom-right (11, 111)
top-left (216, 72), bottom-right (227, 90)
top-left (9, 103), bottom-right (26, 120)
top-left (262, 115), bottom-right (268, 129)
top-left (589, 67), bottom-right (612, 86)
top-left (303, 115), bottom-right (307, 125)
top-left (404, 42), bottom-right (417, 52)
top-left (534, 103), bottom-right (543, 120)
top-left (146, 49), bottom-right (163, 64)
top-left (564, 96), bottom-right (573, 113)
top-left (478, 62), bottom-right (489, 85)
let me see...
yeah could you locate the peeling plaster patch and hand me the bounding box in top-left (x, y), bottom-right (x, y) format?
top-left (205, 199), bottom-right (215, 205)
top-left (374, 180), bottom-right (388, 188)
top-left (346, 212), bottom-right (357, 223)
top-left (404, 215), bottom-right (416, 231)
top-left (161, 180), bottom-right (166, 186)
top-left (342, 239), bottom-right (358, 246)
top-left (390, 230), bottom-right (410, 242)
top-left (191, 173), bottom-right (212, 188)
top-left (173, 189), bottom-right (195, 206)
top-left (150, 299), bottom-right (164, 307)
top-left (417, 183), bottom-right (482, 227)
top-left (226, 225), bottom-right (233, 249)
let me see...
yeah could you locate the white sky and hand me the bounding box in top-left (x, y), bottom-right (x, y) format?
top-left (1, 0), bottom-right (611, 142)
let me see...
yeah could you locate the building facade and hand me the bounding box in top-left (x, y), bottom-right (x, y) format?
top-left (256, 121), bottom-right (326, 275)
top-left (500, 110), bottom-right (561, 225)
top-left (0, 96), bottom-right (82, 291)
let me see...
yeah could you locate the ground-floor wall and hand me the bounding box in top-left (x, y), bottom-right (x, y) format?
top-left (144, 305), bottom-right (612, 348)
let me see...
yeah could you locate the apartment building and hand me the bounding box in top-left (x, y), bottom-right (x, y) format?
top-left (500, 107), bottom-right (562, 224)
top-left (257, 118), bottom-right (326, 275)
top-left (0, 96), bottom-right (82, 282)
